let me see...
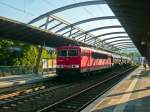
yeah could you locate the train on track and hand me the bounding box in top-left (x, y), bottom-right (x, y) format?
top-left (56, 46), bottom-right (131, 77)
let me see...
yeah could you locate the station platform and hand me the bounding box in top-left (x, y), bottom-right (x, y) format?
top-left (0, 73), bottom-right (56, 89)
top-left (82, 66), bottom-right (150, 112)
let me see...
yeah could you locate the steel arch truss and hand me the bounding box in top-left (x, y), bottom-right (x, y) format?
top-left (55, 16), bottom-right (116, 33)
top-left (29, 0), bottom-right (106, 24)
top-left (86, 31), bottom-right (127, 42)
top-left (97, 36), bottom-right (130, 45)
top-left (29, 15), bottom-right (96, 45)
top-left (28, 0), bottom-right (135, 53)
top-left (28, 14), bottom-right (121, 50)
top-left (101, 43), bottom-right (134, 51)
top-left (110, 41), bottom-right (133, 46)
top-left (73, 25), bottom-right (122, 40)
top-left (105, 39), bottom-right (132, 45)
top-left (102, 36), bottom-right (129, 42)
top-left (96, 36), bottom-right (130, 46)
top-left (105, 41), bottom-right (135, 50)
top-left (117, 46), bottom-right (136, 50)
top-left (114, 44), bottom-right (135, 47)
top-left (116, 45), bottom-right (136, 50)
top-left (113, 44), bottom-right (135, 50)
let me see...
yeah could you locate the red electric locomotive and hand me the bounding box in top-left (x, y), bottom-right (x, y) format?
top-left (56, 46), bottom-right (112, 77)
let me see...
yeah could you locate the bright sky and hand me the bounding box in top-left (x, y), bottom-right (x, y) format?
top-left (0, 0), bottom-right (136, 51)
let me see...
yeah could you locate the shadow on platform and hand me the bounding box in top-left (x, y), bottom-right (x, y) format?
top-left (108, 86), bottom-right (150, 97)
top-left (92, 96), bottom-right (150, 112)
top-left (130, 70), bottom-right (150, 79)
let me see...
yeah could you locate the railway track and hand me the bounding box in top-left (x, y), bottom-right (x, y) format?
top-left (0, 76), bottom-right (56, 98)
top-left (0, 76), bottom-right (79, 112)
top-left (37, 67), bottom-right (135, 112)
top-left (0, 77), bottom-right (72, 106)
top-left (0, 67), bottom-right (136, 112)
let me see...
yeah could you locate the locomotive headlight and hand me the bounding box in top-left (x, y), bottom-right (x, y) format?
top-left (57, 65), bottom-right (64, 68)
top-left (72, 65), bottom-right (79, 68)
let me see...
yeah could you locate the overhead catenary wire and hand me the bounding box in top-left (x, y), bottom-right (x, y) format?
top-left (72, 0), bottom-right (95, 17)
top-left (0, 1), bottom-right (34, 16)
top-left (44, 0), bottom-right (79, 21)
top-left (43, 0), bottom-right (87, 39)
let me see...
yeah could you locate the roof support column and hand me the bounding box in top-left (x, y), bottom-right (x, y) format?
top-left (146, 42), bottom-right (150, 67)
top-left (94, 38), bottom-right (97, 46)
top-left (44, 16), bottom-right (50, 29)
top-left (33, 17), bottom-right (50, 74)
top-left (83, 34), bottom-right (88, 42)
top-left (33, 45), bottom-right (43, 74)
top-left (69, 27), bottom-right (73, 38)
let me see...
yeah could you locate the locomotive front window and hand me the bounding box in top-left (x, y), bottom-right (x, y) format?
top-left (68, 49), bottom-right (78, 56)
top-left (58, 50), bottom-right (67, 56)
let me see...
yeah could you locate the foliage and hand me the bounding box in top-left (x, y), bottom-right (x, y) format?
top-left (0, 40), bottom-right (14, 65)
top-left (120, 49), bottom-right (141, 58)
top-left (50, 51), bottom-right (57, 59)
top-left (127, 51), bottom-right (141, 58)
top-left (0, 39), bottom-right (50, 67)
top-left (14, 44), bottom-right (38, 66)
top-left (42, 48), bottom-right (51, 59)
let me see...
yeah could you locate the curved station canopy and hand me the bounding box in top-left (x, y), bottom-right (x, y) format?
top-left (0, 0), bottom-right (140, 54)
top-left (27, 0), bottom-right (135, 52)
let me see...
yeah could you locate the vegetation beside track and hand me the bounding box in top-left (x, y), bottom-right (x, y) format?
top-left (0, 39), bottom-right (57, 76)
top-left (0, 40), bottom-right (50, 66)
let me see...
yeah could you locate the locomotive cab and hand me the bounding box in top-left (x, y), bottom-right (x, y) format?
top-left (56, 46), bottom-right (81, 76)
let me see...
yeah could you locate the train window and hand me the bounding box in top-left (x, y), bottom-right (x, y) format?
top-left (58, 50), bottom-right (67, 56)
top-left (68, 49), bottom-right (78, 56)
top-left (92, 52), bottom-right (107, 59)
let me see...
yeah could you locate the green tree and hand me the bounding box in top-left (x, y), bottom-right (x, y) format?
top-left (0, 40), bottom-right (14, 65)
top-left (0, 40), bottom-right (50, 68)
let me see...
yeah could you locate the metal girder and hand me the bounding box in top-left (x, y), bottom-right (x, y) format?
top-left (71, 30), bottom-right (81, 38)
top-left (28, 0), bottom-right (106, 24)
top-left (39, 18), bottom-right (54, 28)
top-left (112, 43), bottom-right (134, 49)
top-left (48, 22), bottom-right (63, 30)
top-left (115, 44), bottom-right (135, 47)
top-left (83, 36), bottom-right (94, 43)
top-left (76, 33), bottom-right (89, 40)
top-left (44, 17), bottom-right (49, 29)
top-left (61, 28), bottom-right (75, 36)
top-left (72, 25), bottom-right (122, 38)
top-left (106, 39), bottom-right (132, 44)
top-left (101, 36), bottom-right (129, 42)
top-left (86, 31), bottom-right (126, 42)
top-left (85, 25), bottom-right (122, 33)
top-left (78, 34), bottom-right (90, 41)
top-left (110, 41), bottom-right (133, 46)
top-left (95, 36), bottom-right (130, 45)
top-left (117, 46), bottom-right (135, 50)
top-left (112, 43), bottom-right (133, 47)
top-left (38, 15), bottom-right (96, 40)
top-left (55, 16), bottom-right (116, 33)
